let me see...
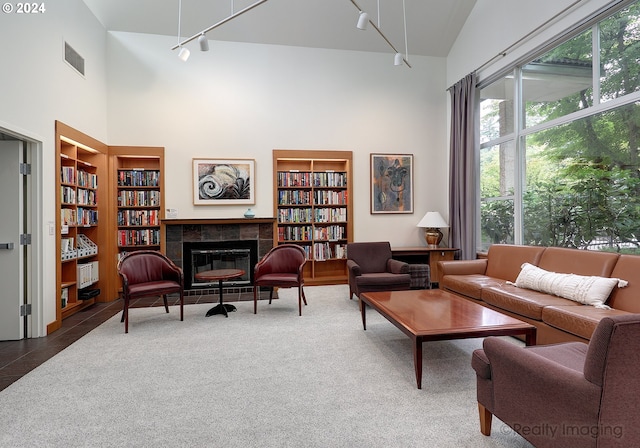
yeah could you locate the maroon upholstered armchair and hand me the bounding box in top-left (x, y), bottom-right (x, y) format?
top-left (253, 244), bottom-right (307, 316)
top-left (117, 250), bottom-right (184, 333)
top-left (472, 314), bottom-right (640, 447)
top-left (346, 242), bottom-right (411, 300)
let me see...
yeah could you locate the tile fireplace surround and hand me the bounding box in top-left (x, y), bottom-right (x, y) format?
top-left (162, 218), bottom-right (275, 295)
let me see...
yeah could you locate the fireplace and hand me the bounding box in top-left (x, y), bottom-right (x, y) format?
top-left (183, 240), bottom-right (258, 290)
top-left (162, 217), bottom-right (275, 294)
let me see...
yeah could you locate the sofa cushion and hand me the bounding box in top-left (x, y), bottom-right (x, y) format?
top-left (482, 284), bottom-right (580, 320)
top-left (440, 274), bottom-right (501, 300)
top-left (484, 244), bottom-right (546, 282)
top-left (607, 255), bottom-right (640, 312)
top-left (542, 305), bottom-right (631, 340)
top-left (510, 263), bottom-right (627, 308)
top-left (537, 246), bottom-right (619, 277)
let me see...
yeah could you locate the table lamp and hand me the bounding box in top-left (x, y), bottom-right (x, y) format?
top-left (417, 211), bottom-right (448, 246)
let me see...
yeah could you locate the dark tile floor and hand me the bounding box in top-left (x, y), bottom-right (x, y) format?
top-left (0, 291), bottom-right (258, 392)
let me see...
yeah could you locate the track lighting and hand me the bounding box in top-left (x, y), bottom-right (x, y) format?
top-left (349, 0), bottom-right (411, 68)
top-left (198, 34), bottom-right (209, 51)
top-left (178, 47), bottom-right (190, 61)
top-left (357, 11), bottom-right (369, 30)
top-left (171, 0), bottom-right (270, 53)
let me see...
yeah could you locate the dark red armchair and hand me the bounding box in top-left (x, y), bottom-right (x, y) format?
top-left (117, 250), bottom-right (184, 333)
top-left (253, 244), bottom-right (307, 316)
top-left (346, 241), bottom-right (411, 300)
top-left (472, 314), bottom-right (640, 447)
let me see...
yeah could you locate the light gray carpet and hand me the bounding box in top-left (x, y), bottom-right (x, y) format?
top-left (0, 285), bottom-right (532, 447)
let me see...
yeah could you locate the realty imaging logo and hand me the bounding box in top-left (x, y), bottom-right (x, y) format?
top-left (500, 422), bottom-right (623, 439)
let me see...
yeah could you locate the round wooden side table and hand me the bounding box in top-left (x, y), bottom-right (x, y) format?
top-left (194, 268), bottom-right (245, 317)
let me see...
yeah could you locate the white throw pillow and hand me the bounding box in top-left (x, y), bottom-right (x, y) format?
top-left (508, 263), bottom-right (628, 309)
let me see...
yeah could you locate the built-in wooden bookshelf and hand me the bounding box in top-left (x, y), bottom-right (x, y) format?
top-left (108, 147), bottom-right (165, 300)
top-left (51, 124), bottom-right (165, 334)
top-left (53, 122), bottom-right (109, 332)
top-left (273, 149), bottom-right (353, 285)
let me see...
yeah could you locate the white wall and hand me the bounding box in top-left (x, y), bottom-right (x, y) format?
top-left (0, 0), bottom-right (108, 334)
top-left (447, 0), bottom-right (620, 86)
top-left (106, 32), bottom-right (449, 246)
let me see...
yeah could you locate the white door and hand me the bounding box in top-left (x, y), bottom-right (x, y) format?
top-left (0, 140), bottom-right (25, 340)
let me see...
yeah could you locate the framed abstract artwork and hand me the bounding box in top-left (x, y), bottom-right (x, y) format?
top-left (193, 158), bottom-right (255, 205)
top-left (370, 153), bottom-right (414, 214)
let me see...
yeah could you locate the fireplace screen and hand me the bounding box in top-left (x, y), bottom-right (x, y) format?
top-left (189, 248), bottom-right (252, 288)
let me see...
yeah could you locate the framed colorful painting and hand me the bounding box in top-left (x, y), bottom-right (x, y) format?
top-left (370, 153), bottom-right (413, 214)
top-left (193, 158), bottom-right (255, 205)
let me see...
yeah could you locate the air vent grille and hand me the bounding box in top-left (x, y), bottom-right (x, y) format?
top-left (64, 41), bottom-right (85, 76)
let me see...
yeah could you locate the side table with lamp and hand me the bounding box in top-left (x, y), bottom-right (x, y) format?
top-left (392, 211), bottom-right (458, 287)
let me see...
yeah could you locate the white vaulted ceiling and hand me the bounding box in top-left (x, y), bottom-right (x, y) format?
top-left (82, 0), bottom-right (476, 57)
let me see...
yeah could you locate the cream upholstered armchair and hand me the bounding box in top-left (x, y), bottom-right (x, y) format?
top-left (346, 242), bottom-right (411, 300)
top-left (472, 314), bottom-right (640, 447)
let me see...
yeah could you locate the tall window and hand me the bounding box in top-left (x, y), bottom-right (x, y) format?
top-left (479, 1), bottom-right (640, 254)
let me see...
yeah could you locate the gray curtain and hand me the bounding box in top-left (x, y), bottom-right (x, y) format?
top-left (448, 73), bottom-right (477, 260)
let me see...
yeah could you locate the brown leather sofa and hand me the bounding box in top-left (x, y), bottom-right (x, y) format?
top-left (438, 244), bottom-right (640, 344)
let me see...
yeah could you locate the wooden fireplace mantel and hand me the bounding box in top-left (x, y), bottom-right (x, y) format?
top-left (161, 218), bottom-right (276, 226)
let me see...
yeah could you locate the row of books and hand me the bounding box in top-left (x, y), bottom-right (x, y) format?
top-left (277, 171), bottom-right (347, 187)
top-left (277, 207), bottom-right (348, 223)
top-left (278, 191), bottom-right (348, 206)
top-left (312, 172), bottom-right (347, 187)
top-left (61, 208), bottom-right (98, 226)
top-left (117, 169), bottom-right (160, 187)
top-left (277, 225), bottom-right (313, 241)
top-left (277, 171), bottom-right (311, 187)
top-left (314, 190), bottom-right (348, 205)
top-left (77, 188), bottom-right (97, 206)
top-left (278, 190), bottom-right (311, 205)
top-left (61, 166), bottom-right (76, 184)
top-left (77, 261), bottom-right (99, 289)
top-left (78, 208), bottom-right (98, 226)
top-left (77, 170), bottom-right (98, 189)
top-left (313, 242), bottom-right (347, 261)
top-left (61, 186), bottom-right (76, 204)
top-left (117, 229), bottom-right (160, 246)
top-left (313, 225), bottom-right (345, 240)
top-left (277, 225), bottom-right (347, 242)
top-left (117, 190), bottom-right (161, 207)
top-left (277, 207), bottom-right (312, 223)
top-left (61, 186), bottom-right (97, 206)
top-left (314, 207), bottom-right (347, 223)
top-left (117, 209), bottom-right (160, 226)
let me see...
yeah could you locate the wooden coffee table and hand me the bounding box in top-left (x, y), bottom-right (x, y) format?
top-left (195, 268), bottom-right (245, 317)
top-left (360, 289), bottom-right (536, 389)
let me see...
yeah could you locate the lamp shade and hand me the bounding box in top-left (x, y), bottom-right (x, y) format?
top-left (416, 211), bottom-right (448, 229)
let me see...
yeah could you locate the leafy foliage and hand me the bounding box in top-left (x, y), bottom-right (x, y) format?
top-left (480, 3), bottom-right (640, 254)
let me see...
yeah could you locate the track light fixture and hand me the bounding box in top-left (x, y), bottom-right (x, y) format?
top-left (178, 47), bottom-right (190, 62)
top-left (348, 0), bottom-right (411, 68)
top-left (357, 11), bottom-right (369, 30)
top-left (198, 34), bottom-right (209, 52)
top-left (171, 0), bottom-right (270, 55)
